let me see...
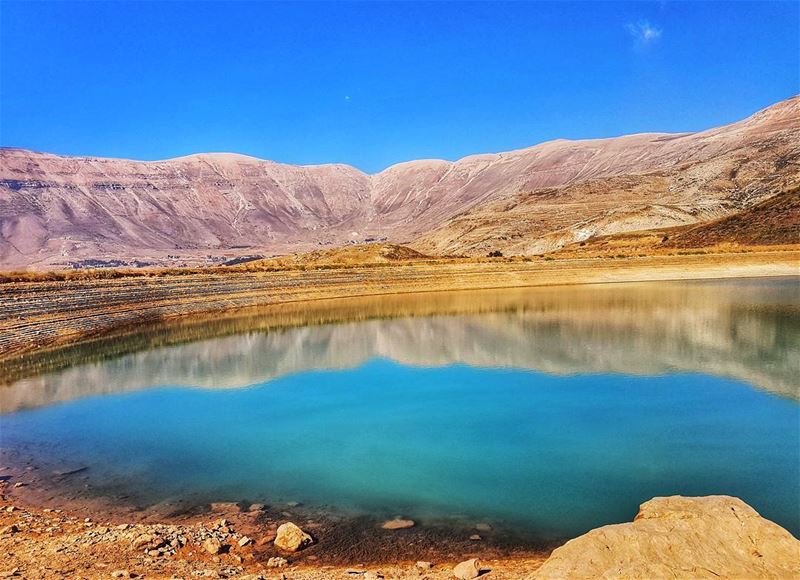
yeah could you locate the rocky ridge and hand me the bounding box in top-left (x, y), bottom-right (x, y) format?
top-left (1, 97), bottom-right (797, 268)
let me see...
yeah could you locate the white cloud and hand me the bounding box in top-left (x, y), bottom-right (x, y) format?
top-left (627, 20), bottom-right (662, 46)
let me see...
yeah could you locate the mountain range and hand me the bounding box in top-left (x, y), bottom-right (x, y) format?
top-left (1, 96), bottom-right (798, 269)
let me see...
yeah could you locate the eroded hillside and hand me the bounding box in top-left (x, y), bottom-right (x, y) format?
top-left (1, 97), bottom-right (798, 268)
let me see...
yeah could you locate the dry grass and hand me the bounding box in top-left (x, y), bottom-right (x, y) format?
top-left (5, 238), bottom-right (799, 285)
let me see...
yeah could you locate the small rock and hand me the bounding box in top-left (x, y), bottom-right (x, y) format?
top-left (286, 501), bottom-right (301, 507)
top-left (364, 573), bottom-right (382, 580)
top-left (475, 523), bottom-right (492, 532)
top-left (0, 570), bottom-right (20, 578)
top-left (381, 518), bottom-right (415, 530)
top-left (453, 558), bottom-right (484, 579)
top-left (237, 535), bottom-right (252, 547)
top-left (110, 571), bottom-right (130, 578)
top-left (267, 557), bottom-right (288, 568)
top-left (0, 524), bottom-right (19, 535)
top-left (469, 534), bottom-right (482, 541)
top-left (12, 483), bottom-right (24, 488)
top-left (415, 561), bottom-right (433, 570)
top-left (132, 533), bottom-right (153, 549)
top-left (274, 522), bottom-right (313, 552)
top-left (202, 537), bottom-right (222, 555)
top-left (6, 506), bottom-right (18, 512)
top-left (248, 503), bottom-right (265, 512)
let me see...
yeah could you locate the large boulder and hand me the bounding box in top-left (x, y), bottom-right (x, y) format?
top-left (533, 495), bottom-right (800, 579)
top-left (273, 522), bottom-right (313, 552)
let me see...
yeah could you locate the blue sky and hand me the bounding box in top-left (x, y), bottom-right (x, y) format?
top-left (1, 1), bottom-right (797, 173)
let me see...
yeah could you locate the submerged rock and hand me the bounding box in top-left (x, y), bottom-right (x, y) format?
top-left (533, 495), bottom-right (800, 579)
top-left (274, 522), bottom-right (313, 552)
top-left (453, 558), bottom-right (483, 579)
top-left (380, 518), bottom-right (415, 530)
top-left (209, 502), bottom-right (241, 513)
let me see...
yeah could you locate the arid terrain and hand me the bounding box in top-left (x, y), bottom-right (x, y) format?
top-left (1, 97), bottom-right (797, 270)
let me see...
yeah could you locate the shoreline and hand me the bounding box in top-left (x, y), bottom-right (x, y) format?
top-left (0, 458), bottom-right (553, 579)
top-left (2, 456), bottom-right (798, 579)
top-left (1, 250), bottom-right (797, 367)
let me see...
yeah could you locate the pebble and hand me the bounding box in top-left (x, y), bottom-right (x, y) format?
top-left (470, 534), bottom-right (482, 541)
top-left (237, 535), bottom-right (252, 547)
top-left (415, 561), bottom-right (433, 570)
top-left (267, 557), bottom-right (288, 568)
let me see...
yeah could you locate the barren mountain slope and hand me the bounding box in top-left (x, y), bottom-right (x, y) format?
top-left (411, 97), bottom-right (800, 256)
top-left (663, 187), bottom-right (800, 247)
top-left (0, 152), bottom-right (372, 267)
top-left (1, 97), bottom-right (798, 268)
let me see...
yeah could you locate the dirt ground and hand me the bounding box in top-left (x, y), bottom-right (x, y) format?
top-left (0, 480), bottom-right (548, 580)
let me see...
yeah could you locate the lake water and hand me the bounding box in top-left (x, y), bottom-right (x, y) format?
top-left (1, 278), bottom-right (798, 542)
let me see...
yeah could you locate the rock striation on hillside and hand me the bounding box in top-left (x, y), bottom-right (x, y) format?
top-left (1, 97), bottom-right (798, 268)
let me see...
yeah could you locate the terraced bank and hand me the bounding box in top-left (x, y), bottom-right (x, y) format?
top-left (1, 251), bottom-right (797, 371)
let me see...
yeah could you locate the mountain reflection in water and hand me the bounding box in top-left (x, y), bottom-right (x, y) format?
top-left (1, 277), bottom-right (798, 412)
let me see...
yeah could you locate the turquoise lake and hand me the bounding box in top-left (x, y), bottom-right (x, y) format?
top-left (1, 278), bottom-right (798, 541)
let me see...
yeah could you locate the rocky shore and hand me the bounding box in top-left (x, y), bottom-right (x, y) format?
top-left (2, 466), bottom-right (798, 580)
